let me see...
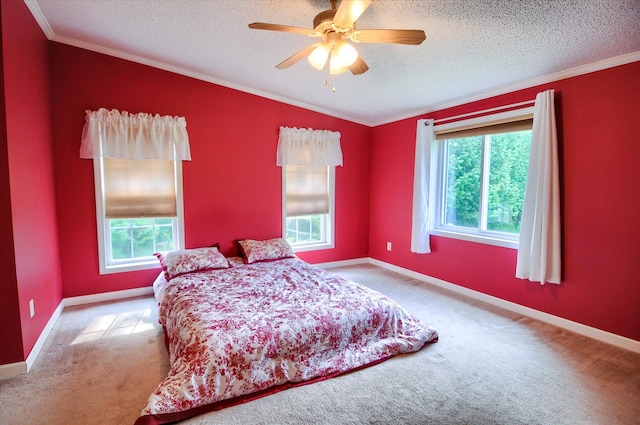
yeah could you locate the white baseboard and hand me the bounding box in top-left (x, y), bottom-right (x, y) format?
top-left (315, 257), bottom-right (369, 269)
top-left (1, 286), bottom-right (155, 380)
top-left (63, 286), bottom-right (154, 307)
top-left (25, 300), bottom-right (64, 372)
top-left (0, 300), bottom-right (64, 380)
top-left (3, 258), bottom-right (637, 381)
top-left (369, 258), bottom-right (640, 354)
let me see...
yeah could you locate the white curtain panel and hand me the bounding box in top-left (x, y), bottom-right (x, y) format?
top-left (411, 119), bottom-right (435, 254)
top-left (516, 89), bottom-right (561, 284)
top-left (276, 126), bottom-right (343, 166)
top-left (80, 108), bottom-right (191, 160)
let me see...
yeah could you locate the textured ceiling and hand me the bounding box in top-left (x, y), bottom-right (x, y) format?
top-left (27, 0), bottom-right (640, 126)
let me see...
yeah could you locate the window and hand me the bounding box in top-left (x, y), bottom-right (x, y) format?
top-left (277, 126), bottom-right (342, 252)
top-left (94, 157), bottom-right (184, 274)
top-left (282, 164), bottom-right (335, 251)
top-left (432, 108), bottom-right (533, 248)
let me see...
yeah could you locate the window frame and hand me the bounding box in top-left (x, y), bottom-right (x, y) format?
top-left (93, 157), bottom-right (185, 274)
top-left (281, 165), bottom-right (335, 252)
top-left (431, 107), bottom-right (534, 249)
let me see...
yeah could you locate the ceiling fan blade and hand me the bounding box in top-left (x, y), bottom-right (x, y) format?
top-left (349, 56), bottom-right (369, 75)
top-left (276, 43), bottom-right (320, 69)
top-left (249, 22), bottom-right (315, 36)
top-left (351, 29), bottom-right (426, 45)
top-left (333, 0), bottom-right (372, 29)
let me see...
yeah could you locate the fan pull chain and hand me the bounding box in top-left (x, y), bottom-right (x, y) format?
top-left (322, 61), bottom-right (336, 92)
top-left (324, 58), bottom-right (330, 88)
top-left (323, 76), bottom-right (337, 92)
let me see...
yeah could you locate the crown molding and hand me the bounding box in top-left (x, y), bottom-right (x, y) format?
top-left (376, 51), bottom-right (640, 126)
top-left (23, 0), bottom-right (54, 38)
top-left (46, 33), bottom-right (371, 126)
top-left (23, 1), bottom-right (639, 128)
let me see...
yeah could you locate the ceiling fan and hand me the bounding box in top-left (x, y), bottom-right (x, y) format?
top-left (248, 0), bottom-right (426, 77)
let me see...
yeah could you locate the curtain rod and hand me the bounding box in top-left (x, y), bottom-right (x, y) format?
top-left (432, 99), bottom-right (535, 125)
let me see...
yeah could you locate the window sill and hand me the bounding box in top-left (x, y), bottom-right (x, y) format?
top-left (99, 259), bottom-right (160, 275)
top-left (430, 229), bottom-right (519, 249)
top-left (291, 241), bottom-right (334, 253)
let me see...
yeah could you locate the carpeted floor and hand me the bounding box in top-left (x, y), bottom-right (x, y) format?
top-left (1, 264), bottom-right (639, 425)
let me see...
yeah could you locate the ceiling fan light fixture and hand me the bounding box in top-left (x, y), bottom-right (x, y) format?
top-left (308, 43), bottom-right (330, 70)
top-left (250, 0), bottom-right (425, 78)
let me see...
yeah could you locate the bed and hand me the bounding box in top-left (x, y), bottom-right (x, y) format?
top-left (135, 239), bottom-right (438, 425)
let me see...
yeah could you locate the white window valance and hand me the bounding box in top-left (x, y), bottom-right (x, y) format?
top-left (276, 126), bottom-right (343, 166)
top-left (80, 108), bottom-right (191, 160)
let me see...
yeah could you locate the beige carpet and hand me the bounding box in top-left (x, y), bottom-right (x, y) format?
top-left (1, 264), bottom-right (639, 425)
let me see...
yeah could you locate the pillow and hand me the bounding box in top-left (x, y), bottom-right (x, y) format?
top-left (226, 256), bottom-right (246, 267)
top-left (237, 238), bottom-right (295, 264)
top-left (155, 247), bottom-right (230, 281)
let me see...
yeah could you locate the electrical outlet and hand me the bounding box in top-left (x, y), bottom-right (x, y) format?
top-left (29, 299), bottom-right (35, 318)
top-left (386, 242), bottom-right (392, 251)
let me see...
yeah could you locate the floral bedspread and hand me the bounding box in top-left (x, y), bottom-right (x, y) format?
top-left (136, 258), bottom-right (438, 424)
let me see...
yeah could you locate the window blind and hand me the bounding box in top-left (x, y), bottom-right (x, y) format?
top-left (436, 116), bottom-right (533, 140)
top-left (285, 164), bottom-right (329, 217)
top-left (103, 158), bottom-right (176, 218)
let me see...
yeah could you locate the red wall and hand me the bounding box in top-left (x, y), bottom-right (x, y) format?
top-left (49, 43), bottom-right (371, 298)
top-left (1, 0), bottom-right (637, 369)
top-left (0, 0), bottom-right (63, 363)
top-left (0, 3), bottom-right (23, 364)
top-left (369, 61), bottom-right (640, 342)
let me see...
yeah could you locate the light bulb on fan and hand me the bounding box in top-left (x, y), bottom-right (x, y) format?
top-left (335, 40), bottom-right (358, 67)
top-left (308, 43), bottom-right (330, 70)
top-left (329, 52), bottom-right (347, 75)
